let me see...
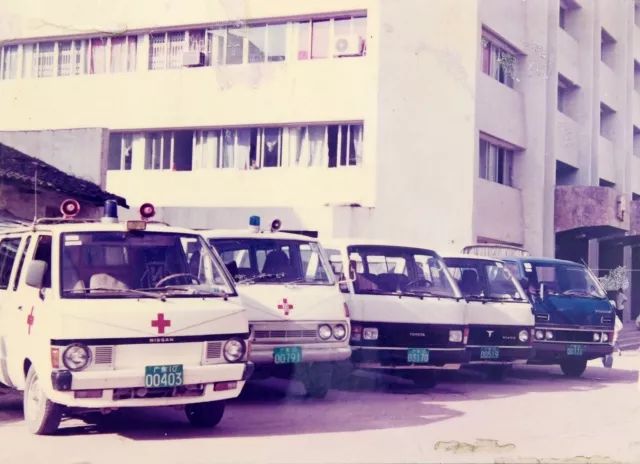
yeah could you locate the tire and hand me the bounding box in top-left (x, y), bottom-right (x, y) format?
top-left (408, 370), bottom-right (439, 388)
top-left (301, 364), bottom-right (332, 399)
top-left (23, 366), bottom-right (64, 435)
top-left (560, 359), bottom-right (587, 378)
top-left (185, 401), bottom-right (225, 428)
top-left (485, 365), bottom-right (511, 381)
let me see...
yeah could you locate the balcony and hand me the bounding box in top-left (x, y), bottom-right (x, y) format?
top-left (599, 62), bottom-right (619, 111)
top-left (0, 58), bottom-right (372, 131)
top-left (554, 186), bottom-right (628, 238)
top-left (555, 111), bottom-right (579, 168)
top-left (477, 73), bottom-right (526, 148)
top-left (474, 178), bottom-right (524, 245)
top-left (557, 28), bottom-right (580, 85)
top-left (598, 135), bottom-right (615, 183)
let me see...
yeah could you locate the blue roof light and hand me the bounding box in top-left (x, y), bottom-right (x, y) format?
top-left (249, 215), bottom-right (261, 227)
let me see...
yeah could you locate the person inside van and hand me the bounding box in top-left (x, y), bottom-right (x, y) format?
top-left (348, 259), bottom-right (378, 292)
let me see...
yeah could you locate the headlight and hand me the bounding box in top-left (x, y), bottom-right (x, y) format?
top-left (318, 324), bottom-right (333, 340)
top-left (223, 338), bottom-right (245, 362)
top-left (545, 331), bottom-right (554, 340)
top-left (593, 332), bottom-right (601, 342)
top-left (62, 343), bottom-right (91, 371)
top-left (535, 329), bottom-right (544, 340)
top-left (518, 329), bottom-right (529, 343)
top-left (333, 324), bottom-right (347, 340)
top-left (449, 330), bottom-right (463, 343)
top-left (363, 327), bottom-right (379, 340)
top-left (602, 332), bottom-right (609, 343)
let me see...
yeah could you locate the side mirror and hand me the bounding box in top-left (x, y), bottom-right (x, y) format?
top-left (26, 260), bottom-right (48, 288)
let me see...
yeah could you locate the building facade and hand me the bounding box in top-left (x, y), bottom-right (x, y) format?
top-left (2, 0), bottom-right (640, 314)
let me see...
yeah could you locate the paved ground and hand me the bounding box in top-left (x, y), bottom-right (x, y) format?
top-left (618, 321), bottom-right (640, 351)
top-left (1, 355), bottom-right (639, 464)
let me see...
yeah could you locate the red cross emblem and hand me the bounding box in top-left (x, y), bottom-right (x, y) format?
top-left (151, 313), bottom-right (171, 334)
top-left (277, 298), bottom-right (294, 316)
top-left (26, 306), bottom-right (35, 335)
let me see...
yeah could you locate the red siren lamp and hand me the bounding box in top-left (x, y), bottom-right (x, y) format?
top-left (140, 203), bottom-right (156, 220)
top-left (60, 199), bottom-right (80, 219)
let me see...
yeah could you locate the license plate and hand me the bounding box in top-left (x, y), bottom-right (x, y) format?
top-left (273, 346), bottom-right (302, 364)
top-left (144, 364), bottom-right (183, 388)
top-left (407, 348), bottom-right (430, 363)
top-left (480, 346), bottom-right (500, 360)
top-left (566, 344), bottom-right (585, 356)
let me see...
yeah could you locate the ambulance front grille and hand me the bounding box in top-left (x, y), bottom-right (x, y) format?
top-left (254, 329), bottom-right (318, 340)
top-left (206, 342), bottom-right (222, 360)
top-left (93, 346), bottom-right (114, 365)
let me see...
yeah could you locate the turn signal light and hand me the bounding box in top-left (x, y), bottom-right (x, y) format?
top-left (50, 347), bottom-right (60, 368)
top-left (214, 381), bottom-right (238, 392)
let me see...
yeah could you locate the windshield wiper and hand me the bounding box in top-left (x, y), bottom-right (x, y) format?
top-left (64, 287), bottom-right (166, 301)
top-left (561, 289), bottom-right (599, 298)
top-left (136, 285), bottom-right (230, 300)
top-left (237, 273), bottom-right (285, 284)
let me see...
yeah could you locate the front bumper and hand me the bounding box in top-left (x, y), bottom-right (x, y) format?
top-left (351, 346), bottom-right (469, 370)
top-left (249, 342), bottom-right (352, 364)
top-left (466, 345), bottom-right (533, 365)
top-left (48, 362), bottom-right (251, 408)
top-left (530, 341), bottom-right (613, 363)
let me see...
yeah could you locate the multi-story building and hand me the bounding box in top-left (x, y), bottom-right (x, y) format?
top-left (2, 0), bottom-right (640, 317)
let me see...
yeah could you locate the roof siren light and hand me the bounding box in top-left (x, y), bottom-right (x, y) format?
top-left (101, 199), bottom-right (118, 224)
top-left (249, 215), bottom-right (261, 233)
top-left (140, 203), bottom-right (156, 221)
top-left (60, 199), bottom-right (80, 219)
top-left (271, 219), bottom-right (282, 232)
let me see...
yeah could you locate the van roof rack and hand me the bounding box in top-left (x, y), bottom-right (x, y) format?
top-left (462, 244), bottom-right (530, 258)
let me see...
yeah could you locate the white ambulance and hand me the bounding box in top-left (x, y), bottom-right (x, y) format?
top-left (202, 217), bottom-right (350, 398)
top-left (324, 239), bottom-right (468, 386)
top-left (442, 254), bottom-right (535, 379)
top-left (0, 200), bottom-right (252, 435)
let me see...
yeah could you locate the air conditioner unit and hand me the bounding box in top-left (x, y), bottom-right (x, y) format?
top-left (182, 51), bottom-right (206, 67)
top-left (333, 35), bottom-right (363, 57)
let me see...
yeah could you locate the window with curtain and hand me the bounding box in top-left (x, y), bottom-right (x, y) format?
top-left (108, 133), bottom-right (133, 170)
top-left (111, 36), bottom-right (137, 73)
top-left (88, 38), bottom-right (107, 74)
top-left (248, 24), bottom-right (266, 63)
top-left (1, 45), bottom-right (18, 80)
top-left (479, 137), bottom-right (515, 186)
top-left (226, 26), bottom-right (246, 65)
top-left (311, 20), bottom-right (330, 59)
top-left (482, 34), bottom-right (516, 88)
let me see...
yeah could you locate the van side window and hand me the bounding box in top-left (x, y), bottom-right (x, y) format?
top-left (13, 236), bottom-right (32, 291)
top-left (0, 238), bottom-right (22, 289)
top-left (33, 235), bottom-right (53, 288)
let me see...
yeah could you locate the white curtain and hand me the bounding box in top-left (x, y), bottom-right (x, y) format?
top-left (308, 125), bottom-right (327, 167)
top-left (288, 126), bottom-right (308, 166)
top-left (221, 129), bottom-right (235, 168)
top-left (235, 129), bottom-right (251, 170)
top-left (351, 125), bottom-right (363, 165)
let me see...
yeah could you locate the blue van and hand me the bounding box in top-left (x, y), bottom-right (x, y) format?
top-left (502, 257), bottom-right (615, 377)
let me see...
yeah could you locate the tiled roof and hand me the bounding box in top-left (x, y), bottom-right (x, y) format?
top-left (0, 142), bottom-right (128, 207)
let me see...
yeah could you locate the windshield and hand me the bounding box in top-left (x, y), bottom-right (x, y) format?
top-left (210, 238), bottom-right (334, 285)
top-left (344, 245), bottom-right (458, 298)
top-left (521, 261), bottom-right (607, 299)
top-left (443, 257), bottom-right (527, 301)
top-left (60, 231), bottom-right (235, 298)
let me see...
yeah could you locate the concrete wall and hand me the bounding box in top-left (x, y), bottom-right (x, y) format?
top-left (0, 129), bottom-right (108, 187)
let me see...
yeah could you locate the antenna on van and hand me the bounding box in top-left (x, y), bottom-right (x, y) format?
top-left (33, 164), bottom-right (38, 224)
